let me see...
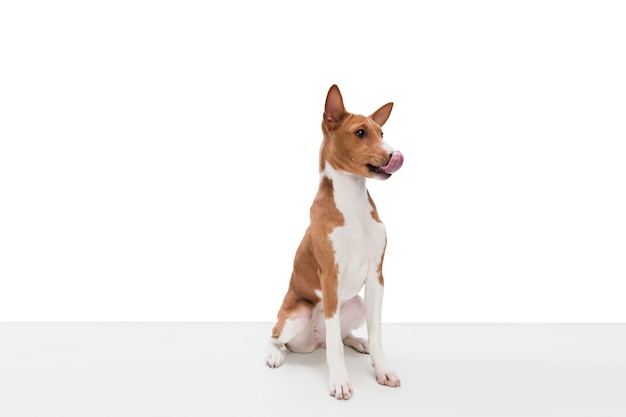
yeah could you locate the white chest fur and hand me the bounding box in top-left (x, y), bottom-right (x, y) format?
top-left (323, 163), bottom-right (387, 300)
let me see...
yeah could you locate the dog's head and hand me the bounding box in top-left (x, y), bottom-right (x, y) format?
top-left (320, 85), bottom-right (403, 180)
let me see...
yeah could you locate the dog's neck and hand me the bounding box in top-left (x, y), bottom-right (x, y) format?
top-left (321, 161), bottom-right (370, 213)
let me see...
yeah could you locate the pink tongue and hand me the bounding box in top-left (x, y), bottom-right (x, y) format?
top-left (380, 151), bottom-right (404, 174)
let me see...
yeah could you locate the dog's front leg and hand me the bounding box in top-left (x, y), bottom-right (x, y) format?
top-left (321, 271), bottom-right (352, 400)
top-left (325, 313), bottom-right (352, 399)
top-left (365, 276), bottom-right (401, 387)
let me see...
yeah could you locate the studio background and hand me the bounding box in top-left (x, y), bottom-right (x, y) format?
top-left (1, 1), bottom-right (624, 322)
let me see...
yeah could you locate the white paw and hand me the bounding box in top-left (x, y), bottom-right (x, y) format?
top-left (370, 355), bottom-right (400, 387)
top-left (265, 344), bottom-right (285, 368)
top-left (343, 335), bottom-right (369, 354)
top-left (329, 375), bottom-right (353, 400)
top-left (374, 367), bottom-right (400, 387)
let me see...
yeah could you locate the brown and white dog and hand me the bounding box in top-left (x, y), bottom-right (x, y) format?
top-left (265, 85), bottom-right (403, 400)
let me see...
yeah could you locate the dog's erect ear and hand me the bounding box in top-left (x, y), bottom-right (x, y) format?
top-left (324, 85), bottom-right (347, 124)
top-left (370, 102), bottom-right (394, 127)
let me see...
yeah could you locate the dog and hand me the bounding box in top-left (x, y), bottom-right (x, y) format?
top-left (265, 85), bottom-right (403, 400)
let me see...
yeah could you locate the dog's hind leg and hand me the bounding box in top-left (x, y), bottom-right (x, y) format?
top-left (340, 296), bottom-right (368, 353)
top-left (265, 301), bottom-right (313, 368)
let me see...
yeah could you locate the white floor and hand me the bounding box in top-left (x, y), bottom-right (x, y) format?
top-left (0, 323), bottom-right (624, 416)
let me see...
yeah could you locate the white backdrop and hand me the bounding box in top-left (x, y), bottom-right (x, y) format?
top-left (1, 1), bottom-right (625, 322)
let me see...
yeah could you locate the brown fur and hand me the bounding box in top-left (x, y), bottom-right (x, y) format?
top-left (271, 175), bottom-right (345, 336)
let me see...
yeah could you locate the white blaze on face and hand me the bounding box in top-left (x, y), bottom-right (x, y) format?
top-left (382, 141), bottom-right (395, 154)
top-left (364, 117), bottom-right (404, 176)
top-left (366, 118), bottom-right (394, 153)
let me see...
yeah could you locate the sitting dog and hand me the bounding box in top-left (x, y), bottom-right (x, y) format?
top-left (265, 85), bottom-right (404, 400)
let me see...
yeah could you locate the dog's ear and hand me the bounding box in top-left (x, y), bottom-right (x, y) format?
top-left (370, 102), bottom-right (394, 127)
top-left (324, 85), bottom-right (347, 124)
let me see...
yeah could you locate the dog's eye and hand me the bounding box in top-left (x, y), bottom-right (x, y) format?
top-left (355, 129), bottom-right (366, 138)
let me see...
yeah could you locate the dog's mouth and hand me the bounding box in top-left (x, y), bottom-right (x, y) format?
top-left (368, 151), bottom-right (404, 177)
top-left (367, 164), bottom-right (392, 178)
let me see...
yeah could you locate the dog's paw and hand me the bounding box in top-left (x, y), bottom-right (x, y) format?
top-left (329, 375), bottom-right (353, 400)
top-left (374, 367), bottom-right (401, 387)
top-left (265, 344), bottom-right (285, 368)
top-left (343, 335), bottom-right (369, 354)
top-left (370, 356), bottom-right (400, 387)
